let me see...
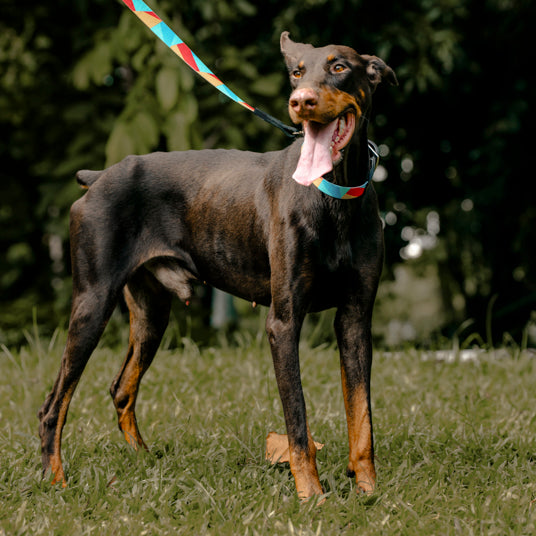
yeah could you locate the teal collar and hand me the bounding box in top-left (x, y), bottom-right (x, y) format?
top-left (312, 141), bottom-right (379, 200)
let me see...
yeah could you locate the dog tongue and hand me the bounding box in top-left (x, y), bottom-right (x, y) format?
top-left (292, 119), bottom-right (338, 186)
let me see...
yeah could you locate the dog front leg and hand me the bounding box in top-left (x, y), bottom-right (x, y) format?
top-left (266, 305), bottom-right (323, 500)
top-left (335, 305), bottom-right (376, 494)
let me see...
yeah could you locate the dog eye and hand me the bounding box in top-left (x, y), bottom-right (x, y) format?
top-left (292, 70), bottom-right (302, 79)
top-left (332, 64), bottom-right (347, 73)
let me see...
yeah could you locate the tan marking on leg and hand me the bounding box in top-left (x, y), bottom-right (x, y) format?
top-left (341, 368), bottom-right (376, 493)
top-left (288, 426), bottom-right (324, 501)
top-left (49, 382), bottom-right (77, 487)
top-left (120, 411), bottom-right (146, 450)
top-left (113, 356), bottom-right (147, 449)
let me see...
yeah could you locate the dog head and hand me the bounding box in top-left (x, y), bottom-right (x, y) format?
top-left (280, 32), bottom-right (397, 186)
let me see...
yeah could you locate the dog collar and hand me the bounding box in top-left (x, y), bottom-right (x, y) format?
top-left (312, 177), bottom-right (369, 199)
top-left (312, 140), bottom-right (379, 200)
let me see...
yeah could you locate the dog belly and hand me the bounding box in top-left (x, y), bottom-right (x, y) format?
top-left (203, 266), bottom-right (272, 306)
top-left (188, 233), bottom-right (273, 306)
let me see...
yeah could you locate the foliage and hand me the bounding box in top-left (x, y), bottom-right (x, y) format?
top-left (1, 331), bottom-right (536, 533)
top-left (1, 0), bottom-right (534, 345)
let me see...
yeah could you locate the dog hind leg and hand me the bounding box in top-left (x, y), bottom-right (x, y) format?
top-left (110, 267), bottom-right (172, 450)
top-left (38, 287), bottom-right (120, 486)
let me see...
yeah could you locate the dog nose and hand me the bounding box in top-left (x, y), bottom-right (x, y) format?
top-left (289, 88), bottom-right (318, 113)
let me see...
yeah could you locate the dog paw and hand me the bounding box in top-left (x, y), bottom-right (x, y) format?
top-left (347, 461), bottom-right (376, 494)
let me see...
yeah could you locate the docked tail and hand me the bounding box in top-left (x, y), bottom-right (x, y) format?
top-left (76, 169), bottom-right (103, 189)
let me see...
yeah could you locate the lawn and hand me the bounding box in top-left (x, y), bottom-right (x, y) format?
top-left (1, 324), bottom-right (535, 535)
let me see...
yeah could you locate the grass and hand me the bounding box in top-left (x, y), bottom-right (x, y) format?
top-left (1, 324), bottom-right (535, 535)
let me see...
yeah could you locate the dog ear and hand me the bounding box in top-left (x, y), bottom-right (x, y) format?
top-left (361, 55), bottom-right (398, 90)
top-left (280, 31), bottom-right (313, 67)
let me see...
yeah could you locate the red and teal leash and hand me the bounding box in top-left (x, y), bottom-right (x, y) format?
top-left (121, 0), bottom-right (299, 138)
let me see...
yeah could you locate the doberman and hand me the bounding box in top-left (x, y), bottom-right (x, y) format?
top-left (38, 32), bottom-right (397, 500)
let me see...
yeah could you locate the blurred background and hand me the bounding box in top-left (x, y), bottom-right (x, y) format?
top-left (1, 0), bottom-right (534, 348)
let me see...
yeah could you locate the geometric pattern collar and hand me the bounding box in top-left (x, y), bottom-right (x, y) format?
top-left (312, 140), bottom-right (379, 200)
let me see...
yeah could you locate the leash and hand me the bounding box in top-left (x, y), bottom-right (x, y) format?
top-left (121, 0), bottom-right (300, 138)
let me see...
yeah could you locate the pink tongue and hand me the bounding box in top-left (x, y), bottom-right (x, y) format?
top-left (292, 119), bottom-right (339, 186)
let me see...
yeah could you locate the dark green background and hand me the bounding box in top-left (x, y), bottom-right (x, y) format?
top-left (1, 0), bottom-right (534, 346)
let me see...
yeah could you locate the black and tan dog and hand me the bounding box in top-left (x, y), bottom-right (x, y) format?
top-left (38, 32), bottom-right (397, 500)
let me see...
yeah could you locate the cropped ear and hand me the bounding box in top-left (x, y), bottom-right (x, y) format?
top-left (280, 31), bottom-right (314, 68)
top-left (361, 55), bottom-right (398, 90)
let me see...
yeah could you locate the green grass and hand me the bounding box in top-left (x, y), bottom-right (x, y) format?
top-left (1, 326), bottom-right (535, 535)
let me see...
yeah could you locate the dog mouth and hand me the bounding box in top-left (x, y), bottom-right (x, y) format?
top-left (292, 111), bottom-right (356, 186)
top-left (328, 112), bottom-right (356, 165)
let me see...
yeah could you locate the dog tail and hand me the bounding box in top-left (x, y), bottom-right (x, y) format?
top-left (76, 169), bottom-right (103, 189)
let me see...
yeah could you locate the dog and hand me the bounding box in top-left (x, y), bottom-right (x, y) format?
top-left (38, 31), bottom-right (397, 500)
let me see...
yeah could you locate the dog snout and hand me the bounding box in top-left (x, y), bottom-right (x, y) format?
top-left (289, 88), bottom-right (318, 114)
